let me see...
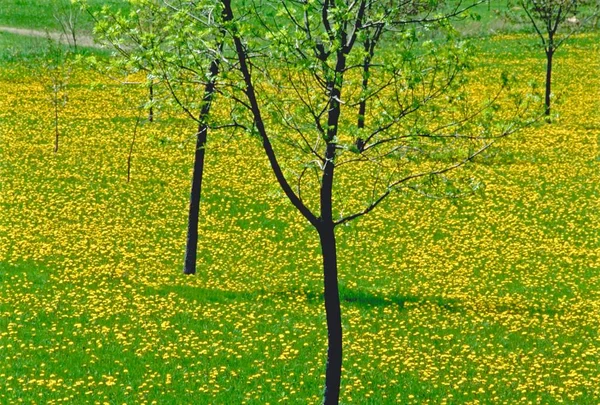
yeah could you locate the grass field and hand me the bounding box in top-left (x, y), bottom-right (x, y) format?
top-left (1, 2), bottom-right (600, 405)
top-left (0, 0), bottom-right (129, 32)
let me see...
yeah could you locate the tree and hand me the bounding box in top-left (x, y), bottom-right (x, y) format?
top-left (127, 115), bottom-right (141, 183)
top-left (89, 1), bottom-right (161, 122)
top-left (90, 0), bottom-right (532, 402)
top-left (511, 0), bottom-right (600, 116)
top-left (217, 1), bottom-right (530, 403)
top-left (42, 36), bottom-right (71, 153)
top-left (53, 0), bottom-right (81, 52)
top-left (91, 0), bottom-right (234, 275)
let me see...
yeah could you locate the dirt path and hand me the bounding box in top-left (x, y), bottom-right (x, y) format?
top-left (0, 26), bottom-right (100, 48)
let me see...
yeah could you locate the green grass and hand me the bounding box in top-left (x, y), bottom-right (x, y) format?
top-left (0, 31), bottom-right (111, 63)
top-left (0, 0), bottom-right (126, 63)
top-left (0, 0), bottom-right (129, 33)
top-left (0, 31), bottom-right (56, 62)
top-left (1, 3), bottom-right (600, 404)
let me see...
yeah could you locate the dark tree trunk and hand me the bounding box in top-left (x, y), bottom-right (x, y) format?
top-left (182, 57), bottom-right (221, 275)
top-left (182, 122), bottom-right (208, 275)
top-left (320, 116), bottom-right (342, 404)
top-left (318, 222), bottom-right (342, 405)
top-left (221, 2), bottom-right (343, 402)
top-left (544, 48), bottom-right (554, 116)
top-left (318, 43), bottom-right (345, 404)
top-left (357, 51), bottom-right (370, 131)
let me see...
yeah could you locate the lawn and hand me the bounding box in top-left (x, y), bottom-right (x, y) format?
top-left (1, 3), bottom-right (600, 405)
top-left (0, 0), bottom-right (129, 32)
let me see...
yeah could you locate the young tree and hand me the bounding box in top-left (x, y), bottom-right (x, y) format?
top-left (53, 0), bottom-right (81, 52)
top-left (127, 115), bottom-right (141, 183)
top-left (92, 0), bottom-right (234, 274)
top-left (89, 2), bottom-right (160, 123)
top-left (42, 36), bottom-right (71, 153)
top-left (512, 0), bottom-right (599, 115)
top-left (218, 1), bottom-right (530, 403)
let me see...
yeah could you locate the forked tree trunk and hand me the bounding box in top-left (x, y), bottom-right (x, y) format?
top-left (220, 1), bottom-right (345, 401)
top-left (318, 222), bottom-right (342, 405)
top-left (544, 48), bottom-right (554, 116)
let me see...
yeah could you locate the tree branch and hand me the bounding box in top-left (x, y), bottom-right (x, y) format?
top-left (334, 141), bottom-right (494, 226)
top-left (221, 0), bottom-right (319, 227)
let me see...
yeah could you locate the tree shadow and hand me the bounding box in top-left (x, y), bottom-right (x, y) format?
top-left (302, 287), bottom-right (463, 313)
top-left (157, 281), bottom-right (463, 313)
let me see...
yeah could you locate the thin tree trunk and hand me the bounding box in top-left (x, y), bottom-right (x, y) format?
top-left (54, 92), bottom-right (59, 153)
top-left (182, 122), bottom-right (208, 275)
top-left (320, 100), bottom-right (342, 403)
top-left (182, 57), bottom-right (220, 275)
top-left (148, 82), bottom-right (154, 122)
top-left (357, 51), bottom-right (369, 131)
top-left (318, 222), bottom-right (342, 405)
top-left (71, 25), bottom-right (77, 52)
top-left (221, 1), bottom-right (338, 401)
top-left (544, 49), bottom-right (553, 116)
top-left (318, 43), bottom-right (345, 403)
top-left (356, 49), bottom-right (370, 152)
top-left (127, 116), bottom-right (140, 183)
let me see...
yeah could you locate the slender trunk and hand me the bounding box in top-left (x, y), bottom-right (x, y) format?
top-left (544, 48), bottom-right (553, 116)
top-left (320, 83), bottom-right (342, 403)
top-left (220, 0), bottom-right (319, 227)
top-left (182, 57), bottom-right (221, 275)
top-left (318, 222), bottom-right (342, 405)
top-left (148, 82), bottom-right (154, 122)
top-left (127, 116), bottom-right (140, 183)
top-left (71, 27), bottom-right (77, 52)
top-left (356, 48), bottom-right (370, 152)
top-left (182, 122), bottom-right (208, 275)
top-left (221, 1), bottom-right (338, 401)
top-left (357, 53), bottom-right (369, 131)
top-left (318, 46), bottom-right (345, 404)
top-left (54, 92), bottom-right (59, 153)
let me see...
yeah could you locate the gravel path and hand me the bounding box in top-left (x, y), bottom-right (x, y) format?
top-left (0, 25), bottom-right (100, 48)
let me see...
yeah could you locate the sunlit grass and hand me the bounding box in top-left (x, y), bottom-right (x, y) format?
top-left (1, 31), bottom-right (599, 404)
top-left (0, 0), bottom-right (129, 32)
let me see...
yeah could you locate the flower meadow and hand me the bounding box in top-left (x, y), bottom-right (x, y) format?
top-left (1, 33), bottom-right (599, 404)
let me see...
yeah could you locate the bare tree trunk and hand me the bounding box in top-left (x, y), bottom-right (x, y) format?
top-left (182, 122), bottom-right (208, 275)
top-left (357, 50), bottom-right (370, 130)
top-left (182, 57), bottom-right (220, 275)
top-left (544, 48), bottom-right (554, 116)
top-left (319, 136), bottom-right (342, 404)
top-left (318, 222), bottom-right (342, 405)
top-left (71, 27), bottom-right (77, 52)
top-left (148, 82), bottom-right (154, 122)
top-left (54, 92), bottom-right (59, 153)
top-left (127, 116), bottom-right (140, 183)
top-left (356, 45), bottom-right (370, 152)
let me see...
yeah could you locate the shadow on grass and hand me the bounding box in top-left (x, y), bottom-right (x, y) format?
top-left (146, 283), bottom-right (256, 304)
top-left (299, 287), bottom-right (463, 313)
top-left (0, 260), bottom-right (50, 287)
top-left (341, 288), bottom-right (463, 312)
top-left (150, 281), bottom-right (465, 313)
